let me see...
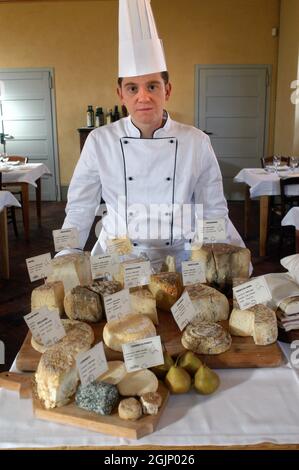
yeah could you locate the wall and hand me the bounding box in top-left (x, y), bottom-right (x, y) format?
top-left (274, 0), bottom-right (299, 155)
top-left (0, 0), bottom-right (280, 187)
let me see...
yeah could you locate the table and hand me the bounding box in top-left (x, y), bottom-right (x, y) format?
top-left (0, 163), bottom-right (51, 240)
top-left (0, 191), bottom-right (21, 278)
top-left (0, 344), bottom-right (299, 449)
top-left (282, 207), bottom-right (299, 252)
top-left (234, 168), bottom-right (299, 256)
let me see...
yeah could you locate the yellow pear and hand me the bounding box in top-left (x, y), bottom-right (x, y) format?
top-left (165, 365), bottom-right (192, 394)
top-left (194, 365), bottom-right (220, 395)
top-left (178, 351), bottom-right (202, 376)
top-left (151, 351), bottom-right (174, 379)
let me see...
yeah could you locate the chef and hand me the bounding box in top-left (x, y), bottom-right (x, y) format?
top-left (61, 0), bottom-right (244, 269)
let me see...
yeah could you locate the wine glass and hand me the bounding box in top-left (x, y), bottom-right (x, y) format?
top-left (273, 155), bottom-right (281, 173)
top-left (290, 156), bottom-right (298, 172)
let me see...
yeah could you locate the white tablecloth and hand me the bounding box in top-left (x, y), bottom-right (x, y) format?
top-left (282, 207), bottom-right (299, 230)
top-left (0, 191), bottom-right (21, 212)
top-left (234, 168), bottom-right (299, 198)
top-left (0, 345), bottom-right (299, 448)
top-left (0, 163), bottom-right (51, 188)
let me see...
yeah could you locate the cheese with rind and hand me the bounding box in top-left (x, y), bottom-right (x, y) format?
top-left (229, 304), bottom-right (278, 345)
top-left (185, 283), bottom-right (229, 322)
top-left (47, 252), bottom-right (92, 293)
top-left (182, 321), bottom-right (232, 354)
top-left (31, 281), bottom-right (65, 316)
top-left (148, 272), bottom-right (183, 311)
top-left (130, 287), bottom-right (159, 325)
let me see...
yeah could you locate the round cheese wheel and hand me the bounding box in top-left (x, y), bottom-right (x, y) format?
top-left (103, 314), bottom-right (156, 352)
top-left (182, 321), bottom-right (232, 355)
top-left (117, 369), bottom-right (159, 397)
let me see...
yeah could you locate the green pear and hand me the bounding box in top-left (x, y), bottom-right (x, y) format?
top-left (151, 351), bottom-right (174, 379)
top-left (194, 365), bottom-right (220, 395)
top-left (165, 365), bottom-right (192, 394)
top-left (178, 351), bottom-right (202, 376)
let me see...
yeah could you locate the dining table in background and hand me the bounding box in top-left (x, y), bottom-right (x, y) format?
top-left (0, 163), bottom-right (51, 241)
top-left (234, 168), bottom-right (299, 257)
top-left (0, 191), bottom-right (21, 279)
top-left (282, 207), bottom-right (299, 253)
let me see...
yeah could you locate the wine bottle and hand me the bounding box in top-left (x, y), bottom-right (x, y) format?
top-left (86, 105), bottom-right (94, 127)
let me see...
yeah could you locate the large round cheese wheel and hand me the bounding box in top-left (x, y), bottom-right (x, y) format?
top-left (103, 314), bottom-right (156, 352)
top-left (182, 321), bottom-right (232, 354)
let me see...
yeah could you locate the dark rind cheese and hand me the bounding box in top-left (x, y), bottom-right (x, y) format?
top-left (75, 381), bottom-right (119, 415)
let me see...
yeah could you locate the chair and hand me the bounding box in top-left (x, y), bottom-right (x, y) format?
top-left (1, 155), bottom-right (29, 237)
top-left (280, 177), bottom-right (299, 218)
top-left (260, 156), bottom-right (290, 168)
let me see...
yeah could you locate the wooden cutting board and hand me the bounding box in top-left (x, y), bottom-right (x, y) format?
top-left (16, 310), bottom-right (285, 371)
top-left (0, 372), bottom-right (169, 440)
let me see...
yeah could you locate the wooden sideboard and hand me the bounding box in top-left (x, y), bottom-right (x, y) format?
top-left (77, 127), bottom-right (95, 152)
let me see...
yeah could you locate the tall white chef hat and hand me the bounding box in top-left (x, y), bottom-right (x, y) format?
top-left (119, 0), bottom-right (167, 77)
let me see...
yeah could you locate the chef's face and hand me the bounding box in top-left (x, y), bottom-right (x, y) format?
top-left (117, 73), bottom-right (171, 129)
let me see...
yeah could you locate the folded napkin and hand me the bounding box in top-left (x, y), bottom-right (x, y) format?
top-left (264, 272), bottom-right (299, 313)
top-left (281, 254), bottom-right (299, 285)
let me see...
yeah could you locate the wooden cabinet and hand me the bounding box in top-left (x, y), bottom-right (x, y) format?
top-left (77, 127), bottom-right (95, 152)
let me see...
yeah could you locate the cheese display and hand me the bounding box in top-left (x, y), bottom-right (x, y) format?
top-left (75, 381), bottom-right (119, 415)
top-left (31, 319), bottom-right (94, 354)
top-left (184, 283), bottom-right (229, 322)
top-left (103, 313), bottom-right (156, 352)
top-left (97, 361), bottom-right (127, 385)
top-left (117, 369), bottom-right (159, 396)
top-left (64, 286), bottom-right (103, 322)
top-left (35, 344), bottom-right (79, 409)
top-left (31, 281), bottom-right (65, 316)
top-left (47, 252), bottom-right (92, 293)
top-left (229, 304), bottom-right (278, 345)
top-left (113, 257), bottom-right (147, 287)
top-left (118, 397), bottom-right (142, 421)
top-left (148, 272), bottom-right (183, 311)
top-left (130, 287), bottom-right (159, 325)
top-left (140, 392), bottom-right (162, 415)
top-left (181, 321), bottom-right (232, 354)
top-left (191, 243), bottom-right (251, 289)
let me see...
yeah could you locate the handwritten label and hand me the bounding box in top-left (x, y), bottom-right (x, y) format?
top-left (26, 253), bottom-right (52, 282)
top-left (124, 261), bottom-right (151, 289)
top-left (122, 336), bottom-right (164, 373)
top-left (233, 276), bottom-right (272, 310)
top-left (76, 342), bottom-right (108, 388)
top-left (104, 289), bottom-right (131, 322)
top-left (52, 228), bottom-right (79, 252)
top-left (182, 261), bottom-right (206, 285)
top-left (171, 291), bottom-right (196, 331)
top-left (90, 253), bottom-right (119, 280)
top-left (198, 219), bottom-right (226, 243)
top-left (24, 308), bottom-right (65, 347)
top-left (106, 238), bottom-right (132, 255)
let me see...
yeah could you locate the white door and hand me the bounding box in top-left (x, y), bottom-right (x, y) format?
top-left (0, 70), bottom-right (59, 201)
top-left (196, 66), bottom-right (269, 200)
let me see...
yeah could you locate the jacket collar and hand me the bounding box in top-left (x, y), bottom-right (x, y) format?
top-left (124, 111), bottom-right (172, 138)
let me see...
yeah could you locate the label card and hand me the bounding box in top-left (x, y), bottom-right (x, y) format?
top-left (198, 219), bottom-right (226, 243)
top-left (124, 261), bottom-right (151, 289)
top-left (182, 261), bottom-right (206, 285)
top-left (52, 228), bottom-right (79, 252)
top-left (104, 289), bottom-right (131, 322)
top-left (233, 276), bottom-right (272, 310)
top-left (106, 238), bottom-right (132, 255)
top-left (171, 291), bottom-right (196, 331)
top-left (76, 342), bottom-right (108, 388)
top-left (26, 253), bottom-right (52, 282)
top-left (24, 307), bottom-right (65, 346)
top-left (122, 336), bottom-right (164, 373)
top-left (90, 253), bottom-right (119, 280)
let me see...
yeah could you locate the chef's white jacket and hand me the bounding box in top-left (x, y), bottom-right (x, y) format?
top-left (62, 113), bottom-right (244, 268)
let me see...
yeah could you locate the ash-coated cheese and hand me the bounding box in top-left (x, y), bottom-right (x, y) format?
top-left (76, 381), bottom-right (119, 415)
top-left (31, 281), bottom-right (65, 316)
top-left (47, 252), bottom-right (92, 293)
top-left (103, 314), bottom-right (156, 352)
top-left (184, 283), bottom-right (229, 322)
top-left (148, 272), bottom-right (183, 311)
top-left (182, 321), bottom-right (232, 354)
top-left (64, 286), bottom-right (103, 322)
